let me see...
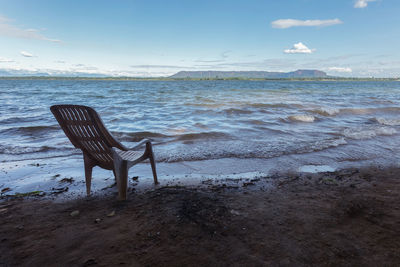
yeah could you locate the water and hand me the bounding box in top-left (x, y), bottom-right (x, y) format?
top-left (1, 79), bottom-right (400, 167)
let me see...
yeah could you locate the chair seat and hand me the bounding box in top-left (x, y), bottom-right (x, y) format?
top-left (114, 148), bottom-right (145, 161)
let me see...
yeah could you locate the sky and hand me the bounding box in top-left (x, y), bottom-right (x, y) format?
top-left (0, 0), bottom-right (399, 77)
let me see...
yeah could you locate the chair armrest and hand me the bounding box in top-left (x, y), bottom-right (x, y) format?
top-left (128, 139), bottom-right (151, 150)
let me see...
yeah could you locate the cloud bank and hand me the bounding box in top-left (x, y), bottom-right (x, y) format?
top-left (284, 42), bottom-right (315, 54)
top-left (328, 67), bottom-right (353, 73)
top-left (0, 57), bottom-right (13, 62)
top-left (271, 18), bottom-right (343, 29)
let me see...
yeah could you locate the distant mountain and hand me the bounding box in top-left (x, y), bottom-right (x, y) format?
top-left (169, 69), bottom-right (329, 79)
top-left (0, 68), bottom-right (108, 77)
top-left (0, 68), bottom-right (329, 79)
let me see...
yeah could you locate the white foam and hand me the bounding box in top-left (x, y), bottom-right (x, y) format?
top-left (343, 127), bottom-right (397, 140)
top-left (298, 165), bottom-right (335, 173)
top-left (376, 127), bottom-right (398, 135)
top-left (288, 115), bottom-right (315, 122)
top-left (374, 117), bottom-right (400, 126)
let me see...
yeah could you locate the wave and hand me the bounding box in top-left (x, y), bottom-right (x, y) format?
top-left (287, 115), bottom-right (315, 122)
top-left (193, 123), bottom-right (209, 129)
top-left (184, 103), bottom-right (225, 108)
top-left (340, 107), bottom-right (400, 115)
top-left (0, 145), bottom-right (53, 155)
top-left (0, 116), bottom-right (42, 124)
top-left (155, 137), bottom-right (347, 163)
top-left (343, 127), bottom-right (397, 140)
top-left (111, 130), bottom-right (231, 142)
top-left (372, 117), bottom-right (400, 126)
top-left (176, 131), bottom-right (231, 141)
top-left (246, 119), bottom-right (267, 125)
top-left (111, 131), bottom-right (169, 142)
top-left (0, 125), bottom-right (59, 135)
top-left (310, 107), bottom-right (339, 116)
top-left (248, 103), bottom-right (304, 109)
top-left (222, 108), bottom-right (253, 115)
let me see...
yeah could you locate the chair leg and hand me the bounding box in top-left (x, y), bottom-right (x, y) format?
top-left (147, 142), bottom-right (158, 185)
top-left (112, 169), bottom-right (117, 182)
top-left (83, 154), bottom-right (94, 196)
top-left (114, 160), bottom-right (129, 201)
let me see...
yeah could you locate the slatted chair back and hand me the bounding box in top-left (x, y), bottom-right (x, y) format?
top-left (50, 105), bottom-right (124, 170)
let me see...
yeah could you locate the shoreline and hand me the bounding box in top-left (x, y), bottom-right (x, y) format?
top-left (2, 150), bottom-right (398, 200)
top-left (1, 76), bottom-right (399, 81)
top-left (1, 165), bottom-right (399, 265)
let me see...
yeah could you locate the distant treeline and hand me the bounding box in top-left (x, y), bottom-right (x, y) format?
top-left (0, 76), bottom-right (399, 81)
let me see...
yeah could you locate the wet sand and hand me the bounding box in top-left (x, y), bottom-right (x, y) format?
top-left (1, 166), bottom-right (400, 266)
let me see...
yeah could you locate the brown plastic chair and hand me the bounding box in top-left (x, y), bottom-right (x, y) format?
top-left (50, 104), bottom-right (158, 200)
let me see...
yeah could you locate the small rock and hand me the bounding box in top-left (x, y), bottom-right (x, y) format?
top-left (1, 187), bottom-right (11, 193)
top-left (230, 209), bottom-right (241, 215)
top-left (83, 258), bottom-right (97, 266)
top-left (70, 210), bottom-right (80, 217)
top-left (107, 210), bottom-right (115, 217)
top-left (243, 182), bottom-right (255, 187)
top-left (94, 218), bottom-right (101, 223)
top-left (132, 176), bottom-right (139, 181)
top-left (51, 187), bottom-right (69, 194)
top-left (51, 174), bottom-right (61, 179)
top-left (60, 177), bottom-right (74, 183)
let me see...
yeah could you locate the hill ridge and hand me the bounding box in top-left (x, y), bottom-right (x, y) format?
top-left (169, 69), bottom-right (329, 79)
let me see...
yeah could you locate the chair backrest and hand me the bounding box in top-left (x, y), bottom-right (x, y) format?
top-left (50, 105), bottom-right (124, 169)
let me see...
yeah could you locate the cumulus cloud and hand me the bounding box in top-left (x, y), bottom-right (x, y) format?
top-left (0, 15), bottom-right (61, 43)
top-left (271, 18), bottom-right (343, 29)
top-left (20, 51), bottom-right (34, 57)
top-left (328, 67), bottom-right (353, 73)
top-left (284, 42), bottom-right (315, 54)
top-left (354, 0), bottom-right (377, 8)
top-left (0, 57), bottom-right (13, 62)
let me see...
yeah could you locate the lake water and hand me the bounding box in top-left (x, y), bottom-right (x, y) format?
top-left (1, 79), bottom-right (400, 166)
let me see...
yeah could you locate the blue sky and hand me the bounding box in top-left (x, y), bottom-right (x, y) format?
top-left (0, 0), bottom-right (399, 77)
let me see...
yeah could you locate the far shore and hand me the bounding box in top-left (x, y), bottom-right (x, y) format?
top-left (1, 165), bottom-right (400, 265)
top-left (0, 76), bottom-right (399, 81)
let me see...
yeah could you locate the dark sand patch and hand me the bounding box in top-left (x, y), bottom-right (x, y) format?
top-left (1, 166), bottom-right (400, 266)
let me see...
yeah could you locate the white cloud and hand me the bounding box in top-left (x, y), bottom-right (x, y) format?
top-left (354, 0), bottom-right (377, 8)
top-left (328, 67), bottom-right (353, 73)
top-left (284, 42), bottom-right (315, 54)
top-left (0, 57), bottom-right (13, 62)
top-left (271, 18), bottom-right (343, 29)
top-left (20, 51), bottom-right (34, 57)
top-left (0, 15), bottom-right (61, 43)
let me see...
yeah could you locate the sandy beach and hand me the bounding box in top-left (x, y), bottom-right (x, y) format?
top-left (1, 165), bottom-right (399, 266)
